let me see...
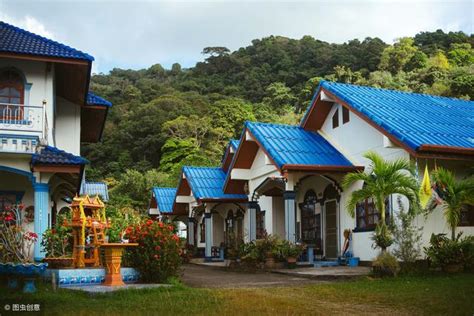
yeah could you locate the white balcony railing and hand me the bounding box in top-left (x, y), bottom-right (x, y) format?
top-left (0, 103), bottom-right (44, 154)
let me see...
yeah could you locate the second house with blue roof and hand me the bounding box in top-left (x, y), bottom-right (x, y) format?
top-left (0, 21), bottom-right (111, 261)
top-left (154, 80), bottom-right (474, 263)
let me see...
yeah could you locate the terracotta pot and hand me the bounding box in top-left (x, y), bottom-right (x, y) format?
top-left (265, 257), bottom-right (275, 269)
top-left (287, 257), bottom-right (297, 264)
top-left (43, 257), bottom-right (73, 269)
top-left (442, 263), bottom-right (464, 273)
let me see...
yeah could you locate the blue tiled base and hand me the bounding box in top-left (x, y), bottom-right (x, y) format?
top-left (47, 268), bottom-right (140, 287)
top-left (314, 261), bottom-right (340, 268)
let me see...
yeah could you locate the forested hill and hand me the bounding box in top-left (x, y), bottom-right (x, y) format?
top-left (85, 30), bottom-right (473, 209)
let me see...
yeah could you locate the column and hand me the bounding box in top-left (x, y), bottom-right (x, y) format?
top-left (247, 201), bottom-right (258, 241)
top-left (188, 218), bottom-right (195, 246)
top-left (283, 191), bottom-right (296, 243)
top-left (204, 212), bottom-right (213, 261)
top-left (33, 182), bottom-right (49, 262)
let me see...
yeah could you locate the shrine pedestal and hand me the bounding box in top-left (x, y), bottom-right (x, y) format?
top-left (101, 243), bottom-right (138, 286)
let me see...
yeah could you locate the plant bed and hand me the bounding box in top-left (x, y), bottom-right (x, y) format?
top-left (43, 257), bottom-right (73, 269)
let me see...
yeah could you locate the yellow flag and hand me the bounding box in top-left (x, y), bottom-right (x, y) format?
top-left (419, 165), bottom-right (431, 208)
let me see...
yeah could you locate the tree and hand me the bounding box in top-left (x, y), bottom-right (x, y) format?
top-left (379, 38), bottom-right (419, 74)
top-left (431, 168), bottom-right (474, 240)
top-left (202, 46), bottom-right (230, 57)
top-left (263, 82), bottom-right (297, 111)
top-left (342, 152), bottom-right (420, 251)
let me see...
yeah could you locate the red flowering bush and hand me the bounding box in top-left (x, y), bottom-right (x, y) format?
top-left (124, 219), bottom-right (181, 283)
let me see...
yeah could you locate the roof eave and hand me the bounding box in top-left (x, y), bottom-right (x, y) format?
top-left (281, 164), bottom-right (365, 172)
top-left (417, 144), bottom-right (474, 156)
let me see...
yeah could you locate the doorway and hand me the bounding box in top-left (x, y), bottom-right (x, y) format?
top-left (324, 200), bottom-right (338, 259)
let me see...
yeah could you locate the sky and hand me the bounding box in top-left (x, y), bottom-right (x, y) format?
top-left (0, 0), bottom-right (472, 74)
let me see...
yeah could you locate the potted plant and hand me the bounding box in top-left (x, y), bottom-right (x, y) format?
top-left (281, 240), bottom-right (305, 268)
top-left (0, 204), bottom-right (48, 293)
top-left (41, 213), bottom-right (73, 268)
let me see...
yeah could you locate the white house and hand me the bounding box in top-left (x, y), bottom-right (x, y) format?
top-left (155, 81), bottom-right (473, 263)
top-left (0, 21), bottom-right (111, 261)
top-left (224, 81), bottom-right (474, 262)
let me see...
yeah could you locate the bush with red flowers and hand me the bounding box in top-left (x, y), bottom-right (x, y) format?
top-left (124, 219), bottom-right (181, 283)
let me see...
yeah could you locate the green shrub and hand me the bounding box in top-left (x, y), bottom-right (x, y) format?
top-left (392, 200), bottom-right (423, 270)
top-left (372, 252), bottom-right (400, 277)
top-left (280, 240), bottom-right (305, 259)
top-left (41, 213), bottom-right (72, 258)
top-left (125, 219), bottom-right (182, 283)
top-left (424, 233), bottom-right (474, 271)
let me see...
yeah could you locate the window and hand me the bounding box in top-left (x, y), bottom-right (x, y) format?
top-left (200, 218), bottom-right (205, 243)
top-left (0, 69), bottom-right (24, 120)
top-left (342, 107), bottom-right (350, 124)
top-left (256, 209), bottom-right (265, 239)
top-left (300, 190), bottom-right (322, 251)
top-left (332, 109), bottom-right (339, 128)
top-left (0, 69), bottom-right (24, 105)
top-left (459, 205), bottom-right (474, 226)
top-left (355, 197), bottom-right (390, 230)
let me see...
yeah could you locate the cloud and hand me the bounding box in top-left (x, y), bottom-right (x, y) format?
top-left (0, 0), bottom-right (472, 73)
top-left (0, 12), bottom-right (55, 39)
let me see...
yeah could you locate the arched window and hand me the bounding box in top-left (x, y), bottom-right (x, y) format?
top-left (300, 190), bottom-right (321, 249)
top-left (0, 69), bottom-right (24, 105)
top-left (0, 69), bottom-right (25, 121)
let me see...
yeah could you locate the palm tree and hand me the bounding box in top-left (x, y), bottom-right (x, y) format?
top-left (431, 167), bottom-right (474, 240)
top-left (342, 151), bottom-right (420, 251)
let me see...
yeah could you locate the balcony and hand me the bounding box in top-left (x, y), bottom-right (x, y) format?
top-left (0, 103), bottom-right (44, 154)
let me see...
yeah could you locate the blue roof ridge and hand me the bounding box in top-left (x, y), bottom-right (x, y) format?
top-left (322, 81), bottom-right (473, 104)
top-left (245, 120), bottom-right (302, 129)
top-left (153, 187), bottom-right (176, 190)
top-left (0, 21), bottom-right (94, 61)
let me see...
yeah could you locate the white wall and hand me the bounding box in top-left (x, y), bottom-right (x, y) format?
top-left (55, 97), bottom-right (81, 155)
top-left (320, 103), bottom-right (410, 166)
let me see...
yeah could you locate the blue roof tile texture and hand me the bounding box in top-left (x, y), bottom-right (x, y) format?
top-left (32, 146), bottom-right (89, 165)
top-left (80, 182), bottom-right (109, 202)
top-left (0, 21), bottom-right (94, 61)
top-left (230, 139), bottom-right (239, 150)
top-left (87, 92), bottom-right (112, 107)
top-left (152, 187), bottom-right (176, 213)
top-left (305, 81), bottom-right (474, 150)
top-left (246, 121), bottom-right (354, 168)
top-left (183, 166), bottom-right (247, 201)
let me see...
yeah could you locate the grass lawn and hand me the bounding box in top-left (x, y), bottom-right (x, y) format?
top-left (1, 273), bottom-right (473, 315)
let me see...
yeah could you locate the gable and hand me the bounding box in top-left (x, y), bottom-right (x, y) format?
top-left (302, 81), bottom-right (474, 158)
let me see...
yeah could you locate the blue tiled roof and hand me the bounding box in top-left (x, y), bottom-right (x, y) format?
top-left (303, 81), bottom-right (474, 151)
top-left (183, 166), bottom-right (247, 201)
top-left (87, 92), bottom-right (112, 107)
top-left (0, 21), bottom-right (94, 61)
top-left (80, 182), bottom-right (109, 201)
top-left (152, 187), bottom-right (176, 213)
top-left (221, 139), bottom-right (240, 164)
top-left (246, 121), bottom-right (354, 168)
top-left (32, 146), bottom-right (88, 165)
top-left (230, 139), bottom-right (239, 150)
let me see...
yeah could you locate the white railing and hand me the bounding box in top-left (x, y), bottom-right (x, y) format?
top-left (0, 103), bottom-right (44, 136)
top-left (0, 103), bottom-right (44, 154)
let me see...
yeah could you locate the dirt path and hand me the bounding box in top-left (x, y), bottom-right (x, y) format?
top-left (180, 264), bottom-right (326, 288)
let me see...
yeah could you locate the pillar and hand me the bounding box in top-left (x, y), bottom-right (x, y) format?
top-left (247, 201), bottom-right (258, 241)
top-left (284, 191), bottom-right (296, 243)
top-left (33, 182), bottom-right (49, 262)
top-left (204, 212), bottom-right (213, 261)
top-left (188, 218), bottom-right (195, 246)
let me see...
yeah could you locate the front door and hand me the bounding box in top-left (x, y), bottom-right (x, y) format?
top-left (324, 200), bottom-right (338, 259)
